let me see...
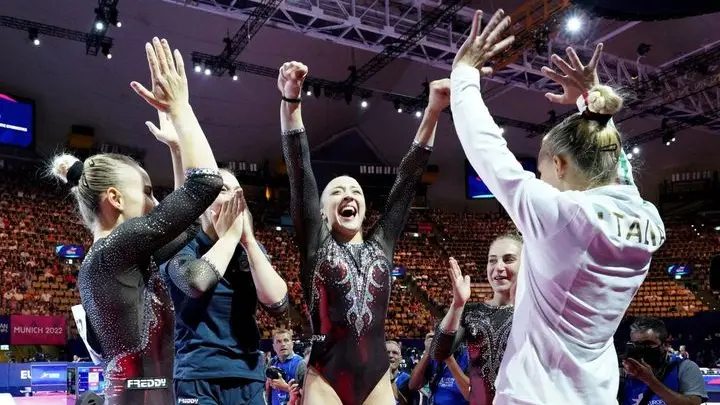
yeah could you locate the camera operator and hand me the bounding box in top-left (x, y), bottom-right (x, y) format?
top-left (266, 329), bottom-right (306, 405)
top-left (620, 317), bottom-right (707, 405)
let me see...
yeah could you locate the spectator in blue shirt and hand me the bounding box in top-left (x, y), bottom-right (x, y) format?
top-left (388, 340), bottom-right (414, 405)
top-left (409, 331), bottom-right (470, 404)
top-left (266, 328), bottom-right (307, 405)
top-left (160, 167), bottom-right (289, 405)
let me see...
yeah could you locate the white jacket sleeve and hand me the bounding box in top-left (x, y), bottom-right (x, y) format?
top-left (450, 65), bottom-right (582, 240)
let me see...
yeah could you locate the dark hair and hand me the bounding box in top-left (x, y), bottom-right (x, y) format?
top-left (542, 84), bottom-right (624, 187)
top-left (49, 153), bottom-right (141, 230)
top-left (630, 317), bottom-right (668, 343)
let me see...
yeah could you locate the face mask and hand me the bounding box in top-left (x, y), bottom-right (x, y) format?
top-left (626, 342), bottom-right (666, 368)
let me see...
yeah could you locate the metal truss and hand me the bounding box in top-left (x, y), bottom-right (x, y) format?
top-left (86, 0), bottom-right (120, 56)
top-left (344, 0), bottom-right (472, 85)
top-left (191, 51), bottom-right (546, 132)
top-left (160, 0), bottom-right (720, 132)
top-left (0, 15), bottom-right (114, 53)
top-left (213, 0), bottom-right (284, 75)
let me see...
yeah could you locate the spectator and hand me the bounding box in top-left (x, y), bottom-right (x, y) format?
top-left (620, 317), bottom-right (707, 405)
top-left (266, 329), bottom-right (306, 405)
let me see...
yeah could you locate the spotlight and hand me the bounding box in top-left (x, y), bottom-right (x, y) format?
top-left (415, 111), bottom-right (422, 118)
top-left (306, 89), bottom-right (312, 96)
top-left (194, 65), bottom-right (202, 73)
top-left (626, 153), bottom-right (633, 160)
top-left (116, 21), bottom-right (122, 28)
top-left (204, 68), bottom-right (211, 76)
top-left (232, 75), bottom-right (238, 81)
top-left (360, 100), bottom-right (368, 108)
top-left (95, 21), bottom-right (105, 31)
top-left (397, 108), bottom-right (403, 113)
top-left (566, 16), bottom-right (582, 33)
top-left (101, 43), bottom-right (112, 59)
top-left (393, 101), bottom-right (402, 113)
top-left (28, 28), bottom-right (39, 46)
top-left (229, 68), bottom-right (238, 81)
top-left (632, 147), bottom-right (639, 154)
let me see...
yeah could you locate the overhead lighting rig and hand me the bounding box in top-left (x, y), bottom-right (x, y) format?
top-left (341, 0), bottom-right (473, 86)
top-left (0, 15), bottom-right (114, 56)
top-left (86, 0), bottom-right (120, 56)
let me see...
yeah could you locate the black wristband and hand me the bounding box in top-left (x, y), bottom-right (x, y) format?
top-left (282, 96), bottom-right (302, 103)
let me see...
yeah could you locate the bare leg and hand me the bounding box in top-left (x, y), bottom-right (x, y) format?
top-left (362, 370), bottom-right (395, 405)
top-left (301, 366), bottom-right (343, 405)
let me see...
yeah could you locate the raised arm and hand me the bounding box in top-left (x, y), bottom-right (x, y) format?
top-left (105, 170), bottom-right (222, 270)
top-left (374, 80), bottom-right (447, 251)
top-left (450, 11), bottom-right (581, 240)
top-left (103, 37), bottom-right (222, 266)
top-left (147, 111), bottom-right (184, 190)
top-left (278, 62), bottom-right (323, 259)
top-left (239, 209), bottom-right (289, 314)
top-left (431, 259), bottom-right (470, 361)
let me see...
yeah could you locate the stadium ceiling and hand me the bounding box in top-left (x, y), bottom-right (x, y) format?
top-left (159, 0), bottom-right (720, 140)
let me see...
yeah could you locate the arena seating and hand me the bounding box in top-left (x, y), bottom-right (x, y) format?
top-left (0, 163), bottom-right (718, 349)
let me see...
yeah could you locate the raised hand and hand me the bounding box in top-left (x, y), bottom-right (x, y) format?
top-left (541, 43), bottom-right (603, 105)
top-left (145, 111), bottom-right (179, 147)
top-left (448, 257), bottom-right (471, 308)
top-left (239, 199), bottom-right (255, 246)
top-left (277, 61), bottom-right (308, 99)
top-left (131, 37), bottom-right (188, 113)
top-left (453, 9), bottom-right (515, 75)
top-left (211, 190), bottom-right (245, 239)
top-left (427, 79), bottom-right (451, 113)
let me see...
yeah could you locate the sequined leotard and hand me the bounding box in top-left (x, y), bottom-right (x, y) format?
top-left (431, 303), bottom-right (513, 405)
top-left (282, 128), bottom-right (430, 405)
top-left (78, 169), bottom-right (222, 405)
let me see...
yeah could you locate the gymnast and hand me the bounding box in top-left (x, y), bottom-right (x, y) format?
top-left (449, 9), bottom-right (665, 404)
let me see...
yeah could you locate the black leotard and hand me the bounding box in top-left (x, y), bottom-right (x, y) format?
top-left (430, 303), bottom-right (513, 405)
top-left (78, 168), bottom-right (222, 405)
top-left (282, 128), bottom-right (430, 405)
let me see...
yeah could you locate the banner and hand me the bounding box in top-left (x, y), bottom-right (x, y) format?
top-left (0, 316), bottom-right (9, 345)
top-left (10, 315), bottom-right (66, 345)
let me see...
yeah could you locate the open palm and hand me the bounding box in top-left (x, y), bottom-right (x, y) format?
top-left (448, 258), bottom-right (471, 307)
top-left (540, 43), bottom-right (603, 105)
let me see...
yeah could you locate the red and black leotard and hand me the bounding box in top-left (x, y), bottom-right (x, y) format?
top-left (282, 128), bottom-right (430, 405)
top-left (78, 168), bottom-right (222, 405)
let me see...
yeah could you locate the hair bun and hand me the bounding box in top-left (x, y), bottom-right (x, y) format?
top-left (50, 154), bottom-right (82, 185)
top-left (586, 85), bottom-right (624, 116)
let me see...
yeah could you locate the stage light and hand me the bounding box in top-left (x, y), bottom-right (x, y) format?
top-left (194, 65), bottom-right (202, 73)
top-left (632, 147), bottom-right (640, 154)
top-left (28, 28), bottom-right (39, 46)
top-left (101, 43), bottom-right (112, 59)
top-left (566, 16), bottom-right (582, 33)
top-left (360, 100), bottom-right (368, 108)
top-left (116, 21), bottom-right (122, 28)
top-left (95, 21), bottom-right (105, 31)
top-left (229, 68), bottom-right (238, 81)
top-left (232, 75), bottom-right (238, 81)
top-left (626, 153), bottom-right (633, 160)
top-left (397, 108), bottom-right (403, 113)
top-left (204, 68), bottom-right (212, 76)
top-left (415, 111), bottom-right (422, 118)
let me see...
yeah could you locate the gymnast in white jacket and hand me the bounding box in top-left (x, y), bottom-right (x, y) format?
top-left (445, 9), bottom-right (666, 405)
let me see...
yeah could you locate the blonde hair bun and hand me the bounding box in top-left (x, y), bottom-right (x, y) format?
top-left (50, 154), bottom-right (81, 184)
top-left (586, 85), bottom-right (624, 116)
